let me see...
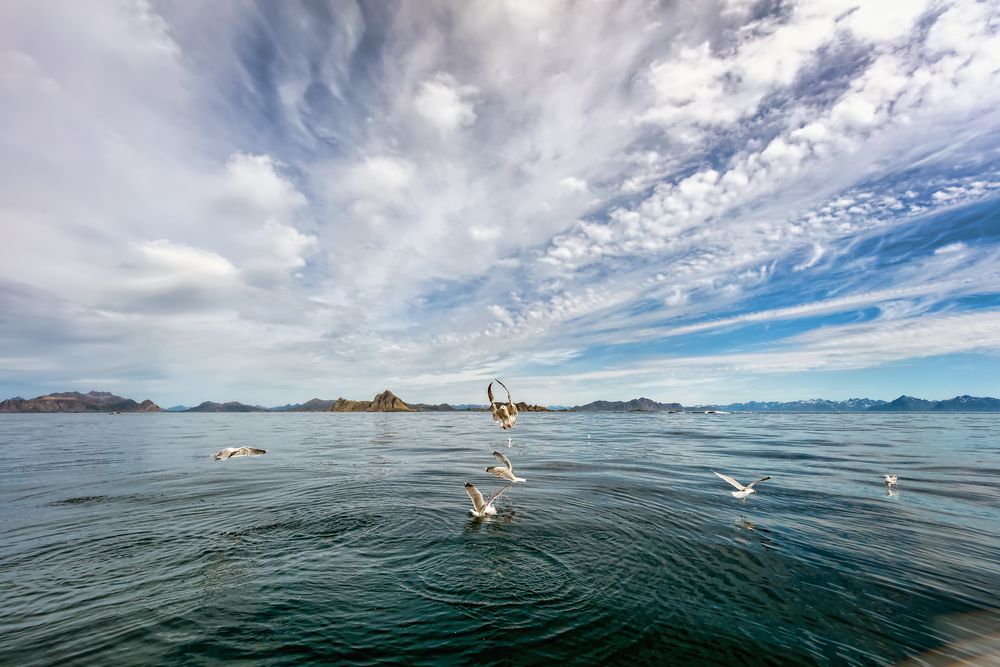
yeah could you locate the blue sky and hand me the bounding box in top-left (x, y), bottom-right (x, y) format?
top-left (2, 0), bottom-right (1000, 406)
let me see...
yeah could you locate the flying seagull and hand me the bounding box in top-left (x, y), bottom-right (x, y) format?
top-left (486, 451), bottom-right (526, 483)
top-left (714, 471), bottom-right (770, 500)
top-left (883, 474), bottom-right (898, 487)
top-left (465, 482), bottom-right (509, 518)
top-left (213, 446), bottom-right (267, 461)
top-left (488, 379), bottom-right (518, 431)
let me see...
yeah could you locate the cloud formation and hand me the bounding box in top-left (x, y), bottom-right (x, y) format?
top-left (1, 0), bottom-right (1000, 405)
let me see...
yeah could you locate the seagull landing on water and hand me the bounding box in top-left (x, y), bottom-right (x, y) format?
top-left (486, 451), bottom-right (526, 483)
top-left (213, 446), bottom-right (267, 461)
top-left (714, 471), bottom-right (770, 500)
top-left (465, 482), bottom-right (509, 518)
top-left (883, 474), bottom-right (898, 487)
top-left (488, 379), bottom-right (518, 431)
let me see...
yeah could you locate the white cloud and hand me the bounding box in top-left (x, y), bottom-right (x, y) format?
top-left (488, 304), bottom-right (515, 326)
top-left (241, 220), bottom-right (317, 287)
top-left (793, 244), bottom-right (825, 271)
top-left (934, 242), bottom-right (967, 255)
top-left (137, 239), bottom-right (236, 279)
top-left (413, 72), bottom-right (478, 131)
top-left (543, 5), bottom-right (1000, 275)
top-left (515, 309), bottom-right (1000, 397)
top-left (747, 310), bottom-right (1000, 371)
top-left (219, 153), bottom-right (307, 220)
top-left (470, 225), bottom-right (502, 241)
top-left (353, 156), bottom-right (416, 193)
top-left (641, 1), bottom-right (931, 139)
top-left (559, 176), bottom-right (588, 193)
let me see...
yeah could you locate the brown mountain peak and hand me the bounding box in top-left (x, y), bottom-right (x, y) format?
top-left (368, 390), bottom-right (412, 412)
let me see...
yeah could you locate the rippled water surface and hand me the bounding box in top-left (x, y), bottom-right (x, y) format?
top-left (1, 412), bottom-right (999, 665)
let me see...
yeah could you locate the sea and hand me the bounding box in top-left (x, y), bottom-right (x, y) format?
top-left (1, 412), bottom-right (998, 666)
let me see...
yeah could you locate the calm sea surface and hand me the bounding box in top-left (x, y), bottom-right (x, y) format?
top-left (1, 412), bottom-right (998, 666)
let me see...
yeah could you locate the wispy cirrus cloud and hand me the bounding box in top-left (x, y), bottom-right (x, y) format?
top-left (1, 0), bottom-right (1000, 405)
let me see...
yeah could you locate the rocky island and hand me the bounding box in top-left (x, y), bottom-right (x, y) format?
top-left (183, 401), bottom-right (268, 412)
top-left (0, 391), bottom-right (161, 413)
top-left (569, 397), bottom-right (683, 412)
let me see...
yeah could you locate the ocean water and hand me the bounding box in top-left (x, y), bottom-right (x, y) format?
top-left (1, 412), bottom-right (998, 666)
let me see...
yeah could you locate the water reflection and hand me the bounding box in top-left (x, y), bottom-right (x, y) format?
top-left (464, 508), bottom-right (518, 531)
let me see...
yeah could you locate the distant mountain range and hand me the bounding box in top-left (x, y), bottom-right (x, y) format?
top-left (870, 395), bottom-right (1000, 412)
top-left (697, 398), bottom-right (888, 412)
top-left (700, 395), bottom-right (1000, 412)
top-left (154, 392), bottom-right (471, 413)
top-left (570, 397), bottom-right (683, 412)
top-left (2, 391), bottom-right (998, 414)
top-left (0, 391), bottom-right (161, 413)
top-left (183, 401), bottom-right (268, 412)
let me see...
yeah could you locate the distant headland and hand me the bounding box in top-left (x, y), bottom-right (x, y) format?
top-left (1, 390), bottom-right (998, 413)
top-left (0, 391), bottom-right (161, 413)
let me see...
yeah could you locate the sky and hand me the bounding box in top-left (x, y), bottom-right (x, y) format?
top-left (2, 0), bottom-right (1000, 407)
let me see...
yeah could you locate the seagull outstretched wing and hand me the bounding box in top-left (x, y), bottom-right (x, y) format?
top-left (494, 378), bottom-right (513, 403)
top-left (487, 382), bottom-right (504, 424)
top-left (492, 451), bottom-right (512, 470)
top-left (745, 476), bottom-right (770, 490)
top-left (465, 482), bottom-right (487, 514)
top-left (714, 471), bottom-right (746, 491)
top-left (486, 483), bottom-right (511, 506)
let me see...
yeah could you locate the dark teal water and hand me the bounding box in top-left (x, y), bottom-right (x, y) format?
top-left (1, 413), bottom-right (999, 665)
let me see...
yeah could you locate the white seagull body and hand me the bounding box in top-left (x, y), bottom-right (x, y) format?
top-left (883, 474), bottom-right (898, 487)
top-left (715, 471), bottom-right (770, 500)
top-left (486, 451), bottom-right (525, 483)
top-left (213, 446), bottom-right (267, 461)
top-left (488, 379), bottom-right (518, 431)
top-left (465, 482), bottom-right (508, 518)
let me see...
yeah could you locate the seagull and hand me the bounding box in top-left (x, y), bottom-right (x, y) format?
top-left (714, 471), bottom-right (770, 500)
top-left (213, 446), bottom-right (267, 461)
top-left (488, 379), bottom-right (518, 431)
top-left (486, 450), bottom-right (526, 483)
top-left (883, 474), bottom-right (898, 487)
top-left (465, 482), bottom-right (509, 518)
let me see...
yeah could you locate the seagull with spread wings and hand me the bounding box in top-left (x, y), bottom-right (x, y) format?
top-left (464, 482), bottom-right (510, 518)
top-left (486, 451), bottom-right (526, 483)
top-left (714, 471), bottom-right (770, 500)
top-left (883, 474), bottom-right (898, 487)
top-left (487, 379), bottom-right (518, 431)
top-left (213, 446), bottom-right (267, 461)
